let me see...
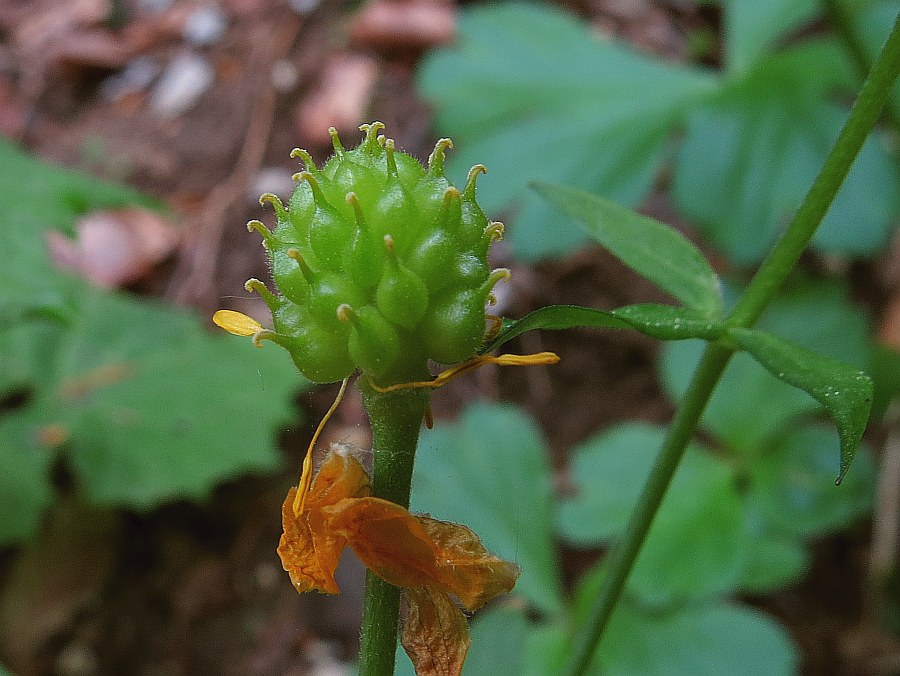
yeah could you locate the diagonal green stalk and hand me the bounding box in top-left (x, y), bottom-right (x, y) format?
top-left (563, 13), bottom-right (900, 676)
top-left (357, 380), bottom-right (430, 676)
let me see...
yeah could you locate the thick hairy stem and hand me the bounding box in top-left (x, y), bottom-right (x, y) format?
top-left (357, 381), bottom-right (430, 676)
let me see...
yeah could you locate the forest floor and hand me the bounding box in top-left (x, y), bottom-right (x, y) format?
top-left (0, 0), bottom-right (896, 674)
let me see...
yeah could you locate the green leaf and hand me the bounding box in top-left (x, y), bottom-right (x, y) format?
top-left (730, 327), bottom-right (873, 483)
top-left (739, 501), bottom-right (811, 593)
top-left (0, 142), bottom-right (302, 532)
top-left (571, 568), bottom-right (797, 674)
top-left (417, 3), bottom-right (717, 260)
top-left (749, 425), bottom-right (876, 537)
top-left (556, 423), bottom-right (665, 544)
top-left (557, 423), bottom-right (747, 603)
top-left (0, 410), bottom-right (56, 545)
top-left (411, 402), bottom-right (563, 614)
top-left (51, 288), bottom-right (302, 507)
top-left (482, 305), bottom-right (631, 353)
top-left (465, 604), bottom-right (529, 675)
top-left (523, 622), bottom-right (569, 676)
top-left (0, 314), bottom-right (70, 398)
top-left (0, 139), bottom-right (158, 319)
top-left (598, 599), bottom-right (798, 676)
top-left (846, 0), bottom-right (900, 114)
top-left (722, 0), bottom-right (819, 73)
top-left (483, 304), bottom-right (724, 354)
top-left (738, 535), bottom-right (810, 594)
top-left (608, 304), bottom-right (724, 340)
top-left (662, 280), bottom-right (871, 455)
top-left (673, 40), bottom-right (898, 264)
top-left (629, 460), bottom-right (746, 604)
top-left (531, 183), bottom-right (723, 316)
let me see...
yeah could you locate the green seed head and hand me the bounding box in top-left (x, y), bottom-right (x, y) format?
top-left (246, 123), bottom-right (507, 384)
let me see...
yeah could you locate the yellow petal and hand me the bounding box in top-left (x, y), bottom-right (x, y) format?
top-left (325, 498), bottom-right (519, 611)
top-left (212, 309), bottom-right (263, 336)
top-left (401, 588), bottom-right (470, 676)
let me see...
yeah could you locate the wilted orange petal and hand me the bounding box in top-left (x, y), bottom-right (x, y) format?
top-left (417, 515), bottom-right (519, 611)
top-left (307, 444), bottom-right (372, 508)
top-left (401, 588), bottom-right (470, 676)
top-left (277, 449), bottom-right (372, 594)
top-left (278, 486), bottom-right (343, 594)
top-left (325, 497), bottom-right (519, 610)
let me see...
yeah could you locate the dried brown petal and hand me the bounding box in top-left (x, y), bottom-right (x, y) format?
top-left (401, 587), bottom-right (470, 676)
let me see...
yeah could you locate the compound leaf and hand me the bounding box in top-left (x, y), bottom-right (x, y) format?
top-left (418, 3), bottom-right (716, 260)
top-left (730, 327), bottom-right (873, 483)
top-left (55, 288), bottom-right (302, 506)
top-left (557, 423), bottom-right (747, 603)
top-left (673, 40), bottom-right (898, 264)
top-left (484, 304), bottom-right (724, 354)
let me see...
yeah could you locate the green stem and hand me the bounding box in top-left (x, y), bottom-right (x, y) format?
top-left (563, 13), bottom-right (900, 676)
top-left (357, 381), bottom-right (430, 676)
top-left (564, 343), bottom-right (732, 676)
top-left (729, 10), bottom-right (900, 328)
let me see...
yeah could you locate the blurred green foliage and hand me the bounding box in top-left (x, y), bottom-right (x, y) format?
top-left (406, 4), bottom-right (895, 669)
top-left (0, 140), bottom-right (306, 546)
top-left (401, 389), bottom-right (872, 674)
top-left (418, 1), bottom-right (899, 263)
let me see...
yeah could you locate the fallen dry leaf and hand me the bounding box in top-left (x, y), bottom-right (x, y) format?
top-left (45, 28), bottom-right (137, 70)
top-left (293, 53), bottom-right (379, 145)
top-left (348, 0), bottom-right (455, 53)
top-left (47, 208), bottom-right (179, 288)
top-left (12, 0), bottom-right (110, 50)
